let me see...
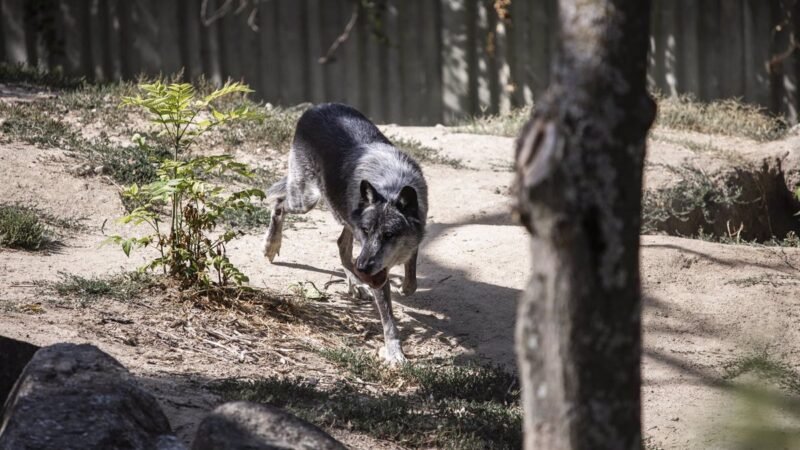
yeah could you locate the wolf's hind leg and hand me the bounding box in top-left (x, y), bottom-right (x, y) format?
top-left (337, 227), bottom-right (371, 299)
top-left (263, 178), bottom-right (288, 262)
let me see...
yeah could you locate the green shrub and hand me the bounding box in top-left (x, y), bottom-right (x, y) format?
top-left (110, 81), bottom-right (265, 288)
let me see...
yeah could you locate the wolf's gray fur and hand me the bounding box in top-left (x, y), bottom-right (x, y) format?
top-left (263, 103), bottom-right (428, 364)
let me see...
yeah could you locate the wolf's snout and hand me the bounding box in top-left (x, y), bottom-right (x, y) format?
top-left (355, 257), bottom-right (378, 274)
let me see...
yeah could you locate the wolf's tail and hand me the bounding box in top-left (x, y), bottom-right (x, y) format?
top-left (266, 177), bottom-right (288, 203)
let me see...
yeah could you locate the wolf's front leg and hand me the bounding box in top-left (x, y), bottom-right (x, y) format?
top-left (400, 251), bottom-right (418, 296)
top-left (372, 282), bottom-right (406, 365)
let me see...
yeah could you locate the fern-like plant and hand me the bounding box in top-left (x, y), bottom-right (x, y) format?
top-left (109, 81), bottom-right (265, 288)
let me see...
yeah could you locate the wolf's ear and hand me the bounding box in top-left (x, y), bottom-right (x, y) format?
top-left (397, 185), bottom-right (419, 216)
top-left (360, 180), bottom-right (379, 205)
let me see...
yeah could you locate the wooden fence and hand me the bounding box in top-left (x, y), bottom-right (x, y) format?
top-left (0, 0), bottom-right (798, 124)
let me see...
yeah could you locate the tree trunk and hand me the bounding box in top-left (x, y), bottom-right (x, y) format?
top-left (513, 0), bottom-right (656, 449)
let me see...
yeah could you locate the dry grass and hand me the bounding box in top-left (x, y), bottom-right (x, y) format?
top-left (453, 106), bottom-right (531, 137)
top-left (451, 95), bottom-right (788, 142)
top-left (655, 94), bottom-right (788, 141)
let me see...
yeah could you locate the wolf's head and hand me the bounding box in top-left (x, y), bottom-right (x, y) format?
top-left (351, 180), bottom-right (425, 289)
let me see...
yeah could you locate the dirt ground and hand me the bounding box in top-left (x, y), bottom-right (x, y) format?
top-left (2, 119), bottom-right (800, 449)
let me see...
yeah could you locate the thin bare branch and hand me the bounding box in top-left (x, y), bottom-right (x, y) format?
top-left (318, 3), bottom-right (360, 65)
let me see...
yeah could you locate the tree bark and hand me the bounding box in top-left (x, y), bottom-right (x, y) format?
top-left (513, 1), bottom-right (656, 449)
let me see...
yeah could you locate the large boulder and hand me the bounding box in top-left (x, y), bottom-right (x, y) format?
top-left (192, 401), bottom-right (346, 450)
top-left (0, 335), bottom-right (39, 406)
top-left (0, 343), bottom-right (184, 450)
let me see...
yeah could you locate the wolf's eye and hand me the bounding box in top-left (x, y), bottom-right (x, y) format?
top-left (361, 227), bottom-right (370, 235)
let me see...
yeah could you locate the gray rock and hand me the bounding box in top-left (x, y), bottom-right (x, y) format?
top-left (0, 335), bottom-right (39, 406)
top-left (0, 343), bottom-right (184, 450)
top-left (192, 401), bottom-right (346, 450)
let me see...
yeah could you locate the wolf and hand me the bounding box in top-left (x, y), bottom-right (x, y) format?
top-left (262, 103), bottom-right (428, 364)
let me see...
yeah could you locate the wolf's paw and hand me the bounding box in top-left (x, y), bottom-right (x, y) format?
top-left (343, 268), bottom-right (372, 300)
top-left (380, 343), bottom-right (407, 366)
top-left (263, 236), bottom-right (282, 263)
top-left (399, 279), bottom-right (417, 296)
top-left (347, 279), bottom-right (373, 300)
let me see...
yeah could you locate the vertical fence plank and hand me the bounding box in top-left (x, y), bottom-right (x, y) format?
top-left (1, 0), bottom-right (27, 65)
top-left (135, 0), bottom-right (161, 75)
top-left (217, 8), bottom-right (240, 82)
top-left (279, 0), bottom-right (308, 105)
top-left (105, 0), bottom-right (122, 80)
top-left (318, 0), bottom-right (347, 104)
top-left (484, 0), bottom-right (500, 115)
top-left (494, 13), bottom-right (511, 114)
top-left (356, 12), bottom-right (371, 117)
top-left (699, 0), bottom-right (723, 100)
top-left (528, 0), bottom-right (551, 100)
top-left (677, 0), bottom-right (700, 96)
top-left (118, 0), bottom-right (136, 77)
top-left (441, 0), bottom-right (469, 122)
top-left (770, 0), bottom-right (797, 119)
top-left (342, 2), bottom-right (362, 108)
top-left (258, 0), bottom-right (280, 102)
top-left (199, 0), bottom-right (221, 85)
top-left (241, 18), bottom-right (260, 93)
top-left (385, 0), bottom-right (402, 122)
top-left (59, 0), bottom-right (91, 77)
top-left (364, 19), bottom-right (382, 121)
top-left (177, 0), bottom-right (202, 81)
top-left (474, 1), bottom-right (492, 113)
top-left (662, 0), bottom-right (680, 95)
top-left (421, 0), bottom-right (443, 124)
top-left (721, 0), bottom-right (746, 99)
top-left (89, 0), bottom-right (105, 80)
top-left (158, 0), bottom-right (181, 77)
top-left (306, 0), bottom-right (325, 103)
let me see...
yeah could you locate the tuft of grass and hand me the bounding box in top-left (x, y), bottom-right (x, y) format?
top-left (0, 204), bottom-right (48, 250)
top-left (722, 352), bottom-right (800, 394)
top-left (642, 164), bottom-right (742, 234)
top-left (655, 94), bottom-right (788, 141)
top-left (317, 346), bottom-right (388, 383)
top-left (0, 63), bottom-right (84, 89)
top-left (402, 361), bottom-right (519, 404)
top-left (0, 102), bottom-right (79, 148)
top-left (49, 271), bottom-right (157, 304)
top-left (391, 135), bottom-right (464, 169)
top-left (453, 107), bottom-right (532, 137)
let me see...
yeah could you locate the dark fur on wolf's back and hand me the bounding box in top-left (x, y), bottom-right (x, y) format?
top-left (293, 103), bottom-right (425, 232)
